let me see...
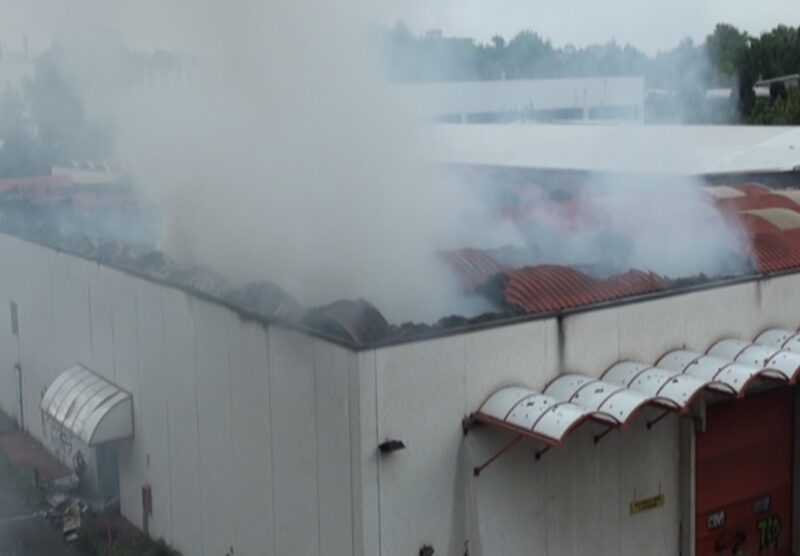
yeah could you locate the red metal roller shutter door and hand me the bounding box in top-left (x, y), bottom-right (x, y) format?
top-left (696, 387), bottom-right (794, 555)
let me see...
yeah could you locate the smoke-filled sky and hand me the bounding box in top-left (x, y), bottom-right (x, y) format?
top-left (0, 0), bottom-right (796, 54)
top-left (0, 0), bottom-right (768, 324)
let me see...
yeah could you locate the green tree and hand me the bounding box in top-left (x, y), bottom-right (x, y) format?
top-left (0, 86), bottom-right (42, 178)
top-left (751, 88), bottom-right (800, 125)
top-left (505, 31), bottom-right (556, 78)
top-left (705, 23), bottom-right (749, 82)
top-left (24, 49), bottom-right (113, 165)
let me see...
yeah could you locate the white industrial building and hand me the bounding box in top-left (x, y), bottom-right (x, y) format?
top-left (428, 123), bottom-right (800, 177)
top-left (1, 126), bottom-right (800, 555)
top-left (394, 76), bottom-right (645, 124)
top-left (0, 209), bottom-right (798, 555)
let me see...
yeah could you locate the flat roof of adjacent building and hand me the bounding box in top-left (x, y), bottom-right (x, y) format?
top-left (428, 124), bottom-right (800, 175)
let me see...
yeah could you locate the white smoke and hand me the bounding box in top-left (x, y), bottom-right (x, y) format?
top-left (24, 1), bottom-right (753, 324)
top-left (40, 0), bottom-right (520, 323)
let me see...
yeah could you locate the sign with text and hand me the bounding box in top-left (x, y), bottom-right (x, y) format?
top-left (630, 494), bottom-right (665, 515)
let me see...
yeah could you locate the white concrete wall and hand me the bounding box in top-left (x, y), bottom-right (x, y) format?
top-left (0, 233), bottom-right (359, 556)
top-left (360, 326), bottom-right (679, 556)
top-left (358, 320), bottom-right (564, 556)
top-left (362, 274), bottom-right (800, 556)
top-left (562, 277), bottom-right (800, 375)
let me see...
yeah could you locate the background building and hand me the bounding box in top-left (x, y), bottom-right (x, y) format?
top-left (394, 76), bottom-right (645, 124)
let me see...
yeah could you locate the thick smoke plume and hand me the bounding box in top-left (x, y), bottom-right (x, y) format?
top-left (36, 2), bottom-right (752, 324)
top-left (505, 173), bottom-right (751, 279)
top-left (44, 1), bottom-right (519, 323)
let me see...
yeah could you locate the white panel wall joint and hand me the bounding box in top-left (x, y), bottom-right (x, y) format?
top-left (679, 415), bottom-right (696, 556)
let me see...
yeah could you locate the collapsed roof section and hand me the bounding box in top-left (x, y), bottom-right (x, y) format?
top-left (3, 178), bottom-right (800, 347)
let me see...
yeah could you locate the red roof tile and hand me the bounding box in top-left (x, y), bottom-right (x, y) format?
top-left (443, 182), bottom-right (800, 316)
top-left (504, 266), bottom-right (667, 313)
top-left (439, 248), bottom-right (505, 291)
top-left (736, 213), bottom-right (783, 236)
top-left (717, 193), bottom-right (800, 214)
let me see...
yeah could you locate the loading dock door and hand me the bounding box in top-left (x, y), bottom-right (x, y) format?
top-left (696, 387), bottom-right (794, 555)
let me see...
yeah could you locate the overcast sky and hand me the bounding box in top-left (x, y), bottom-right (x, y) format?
top-left (0, 0), bottom-right (796, 55)
top-left (384, 0), bottom-right (798, 52)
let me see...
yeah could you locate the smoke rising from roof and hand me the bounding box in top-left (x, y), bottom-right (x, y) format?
top-left (506, 173), bottom-right (752, 279)
top-left (43, 1), bottom-right (519, 323)
top-left (31, 2), bottom-right (754, 327)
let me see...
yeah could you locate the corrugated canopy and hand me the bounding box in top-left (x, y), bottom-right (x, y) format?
top-left (468, 327), bottom-right (800, 461)
top-left (40, 365), bottom-right (133, 446)
top-left (474, 387), bottom-right (595, 446)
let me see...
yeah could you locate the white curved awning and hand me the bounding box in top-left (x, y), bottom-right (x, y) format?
top-left (602, 362), bottom-right (710, 411)
top-left (708, 339), bottom-right (800, 382)
top-left (755, 328), bottom-right (800, 353)
top-left (475, 386), bottom-right (595, 445)
top-left (543, 373), bottom-right (654, 427)
top-left (656, 350), bottom-right (779, 397)
top-left (40, 365), bottom-right (133, 446)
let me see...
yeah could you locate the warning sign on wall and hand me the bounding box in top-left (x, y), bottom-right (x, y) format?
top-left (630, 494), bottom-right (665, 515)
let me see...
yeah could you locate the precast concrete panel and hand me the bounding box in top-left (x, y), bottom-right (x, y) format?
top-left (681, 284), bottom-right (762, 351)
top-left (616, 298), bottom-right (687, 363)
top-left (109, 273), bottom-right (144, 527)
top-left (108, 272), bottom-right (141, 390)
top-left (192, 300), bottom-right (236, 556)
top-left (376, 335), bottom-right (468, 556)
top-left (47, 253), bottom-right (92, 377)
top-left (10, 240), bottom-right (54, 434)
top-left (228, 319), bottom-right (273, 556)
top-left (463, 319), bottom-right (558, 409)
top-left (562, 309), bottom-right (620, 375)
top-left (469, 429), bottom-right (548, 555)
top-left (0, 235), bottom-right (22, 417)
top-left (268, 327), bottom-right (321, 556)
top-left (314, 341), bottom-right (355, 556)
top-left (0, 236), bottom-right (28, 425)
top-left (355, 351), bottom-right (380, 556)
top-left (87, 264), bottom-right (114, 374)
top-left (759, 274), bottom-right (800, 330)
top-left (562, 283), bottom-right (768, 377)
top-left (161, 291), bottom-right (203, 556)
top-left (617, 411), bottom-right (680, 555)
top-left (135, 282), bottom-right (172, 541)
top-left (543, 425), bottom-right (622, 556)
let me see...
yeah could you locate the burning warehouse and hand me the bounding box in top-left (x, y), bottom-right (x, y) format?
top-left (0, 123), bottom-right (798, 556)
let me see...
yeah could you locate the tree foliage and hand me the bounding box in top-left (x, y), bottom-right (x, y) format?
top-left (751, 88), bottom-right (800, 125)
top-left (381, 22), bottom-right (799, 124)
top-left (0, 86), bottom-right (42, 178)
top-left (0, 45), bottom-right (118, 178)
top-left (26, 50), bottom-right (114, 164)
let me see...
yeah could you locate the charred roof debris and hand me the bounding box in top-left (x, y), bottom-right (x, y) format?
top-left (0, 174), bottom-right (796, 347)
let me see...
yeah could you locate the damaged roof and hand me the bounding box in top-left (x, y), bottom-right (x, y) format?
top-left (439, 182), bottom-right (800, 320)
top-left (4, 177), bottom-right (800, 348)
